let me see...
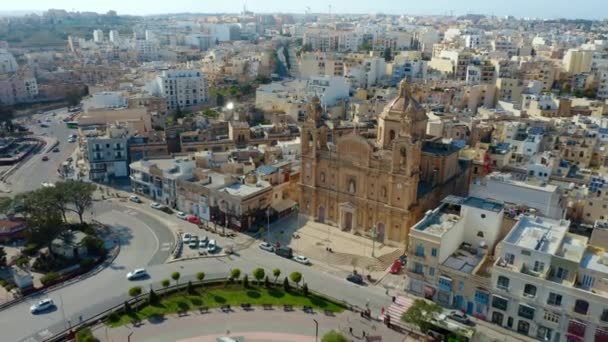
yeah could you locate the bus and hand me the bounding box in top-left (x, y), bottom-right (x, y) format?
top-left (66, 121), bottom-right (78, 129)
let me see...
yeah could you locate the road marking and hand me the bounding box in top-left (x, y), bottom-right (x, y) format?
top-left (160, 242), bottom-right (173, 251)
top-left (38, 329), bottom-right (53, 338)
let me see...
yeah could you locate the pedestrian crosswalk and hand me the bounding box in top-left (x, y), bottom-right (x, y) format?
top-left (160, 242), bottom-right (173, 252)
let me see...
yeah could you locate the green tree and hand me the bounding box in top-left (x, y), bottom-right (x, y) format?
top-left (273, 268), bottom-right (281, 283)
top-left (171, 271), bottom-right (181, 285)
top-left (358, 41), bottom-right (373, 51)
top-left (322, 330), bottom-right (348, 342)
top-left (0, 247), bottom-right (6, 268)
top-left (174, 106), bottom-right (184, 120)
top-left (384, 47), bottom-right (392, 62)
top-left (20, 189), bottom-right (64, 246)
top-left (63, 180), bottom-right (96, 223)
top-left (148, 288), bottom-right (158, 304)
top-left (289, 271), bottom-right (302, 289)
top-left (196, 272), bottom-right (205, 282)
top-left (66, 89), bottom-right (83, 107)
top-left (283, 276), bottom-right (290, 291)
top-left (161, 278), bottom-right (170, 296)
top-left (230, 268), bottom-right (241, 282)
top-left (252, 268), bottom-right (265, 286)
top-left (82, 236), bottom-right (105, 256)
top-left (401, 299), bottom-right (442, 333)
top-left (216, 93), bottom-right (225, 107)
top-left (128, 286), bottom-right (142, 297)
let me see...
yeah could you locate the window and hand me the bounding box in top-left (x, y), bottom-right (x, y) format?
top-left (415, 244), bottom-right (425, 257)
top-left (547, 293), bottom-right (562, 306)
top-left (517, 320), bottom-right (530, 335)
top-left (431, 248), bottom-right (437, 257)
top-left (518, 304), bottom-right (535, 320)
top-left (523, 284), bottom-right (537, 298)
top-left (533, 261), bottom-right (545, 273)
top-left (521, 250), bottom-right (531, 256)
top-left (413, 262), bottom-right (423, 274)
top-left (556, 267), bottom-right (569, 280)
top-left (497, 276), bottom-right (510, 290)
top-left (574, 300), bottom-right (589, 315)
top-left (477, 231), bottom-right (484, 237)
top-left (429, 267), bottom-right (435, 276)
top-left (544, 311), bottom-right (559, 324)
top-left (505, 253), bottom-right (515, 265)
top-left (601, 310), bottom-right (608, 323)
top-left (458, 281), bottom-right (464, 291)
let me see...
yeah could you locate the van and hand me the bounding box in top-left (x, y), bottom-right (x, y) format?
top-left (275, 246), bottom-right (293, 259)
top-left (207, 240), bottom-right (216, 253)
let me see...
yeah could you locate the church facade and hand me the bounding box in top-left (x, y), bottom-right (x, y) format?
top-left (299, 81), bottom-right (470, 248)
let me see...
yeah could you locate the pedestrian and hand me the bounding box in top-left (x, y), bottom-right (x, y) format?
top-left (362, 331), bottom-right (366, 337)
top-left (349, 327), bottom-right (353, 334)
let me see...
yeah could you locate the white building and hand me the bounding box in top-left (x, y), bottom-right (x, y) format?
top-left (490, 216), bottom-right (608, 342)
top-left (109, 30), bottom-right (120, 43)
top-left (185, 34), bottom-right (215, 51)
top-left (469, 172), bottom-right (565, 219)
top-left (85, 125), bottom-right (130, 182)
top-left (93, 29), bottom-right (104, 43)
top-left (130, 157), bottom-right (196, 208)
top-left (345, 57), bottom-right (387, 89)
top-left (151, 69), bottom-right (208, 110)
top-left (0, 50), bottom-right (18, 74)
top-left (306, 75), bottom-right (349, 107)
top-left (84, 92), bottom-right (127, 111)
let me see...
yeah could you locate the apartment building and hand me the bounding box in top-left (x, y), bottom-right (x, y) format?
top-left (469, 172), bottom-right (566, 220)
top-left (152, 69), bottom-right (208, 110)
top-left (490, 216), bottom-right (608, 342)
top-left (563, 49), bottom-right (593, 74)
top-left (85, 125), bottom-right (130, 182)
top-left (406, 196), bottom-right (505, 317)
top-left (306, 75), bottom-right (349, 107)
top-left (130, 157), bottom-right (196, 208)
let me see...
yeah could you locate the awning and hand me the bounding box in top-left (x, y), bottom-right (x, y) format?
top-left (271, 199), bottom-right (297, 213)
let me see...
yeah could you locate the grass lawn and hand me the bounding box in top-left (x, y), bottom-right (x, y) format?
top-left (108, 284), bottom-right (346, 327)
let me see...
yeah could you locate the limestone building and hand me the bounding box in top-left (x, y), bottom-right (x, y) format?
top-left (299, 80), bottom-right (470, 248)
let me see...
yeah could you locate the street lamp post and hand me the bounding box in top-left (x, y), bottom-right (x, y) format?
top-left (266, 207), bottom-right (271, 243)
top-left (313, 319), bottom-right (319, 342)
top-left (371, 226), bottom-right (377, 258)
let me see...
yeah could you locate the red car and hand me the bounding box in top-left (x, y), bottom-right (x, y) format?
top-left (42, 156), bottom-right (49, 161)
top-left (186, 215), bottom-right (200, 225)
top-left (389, 260), bottom-right (402, 274)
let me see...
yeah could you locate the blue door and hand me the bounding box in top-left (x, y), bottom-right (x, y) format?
top-left (454, 296), bottom-right (464, 310)
top-left (466, 302), bottom-right (474, 315)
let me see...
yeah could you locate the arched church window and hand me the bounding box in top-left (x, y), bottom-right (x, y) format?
top-left (320, 172), bottom-right (326, 183)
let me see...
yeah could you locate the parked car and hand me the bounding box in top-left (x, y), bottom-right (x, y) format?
top-left (186, 215), bottom-right (200, 225)
top-left (175, 211), bottom-right (187, 220)
top-left (52, 147), bottom-right (60, 153)
top-left (188, 240), bottom-right (199, 249)
top-left (126, 268), bottom-right (148, 280)
top-left (448, 311), bottom-right (473, 326)
top-left (389, 260), bottom-right (402, 274)
top-left (259, 242), bottom-right (274, 252)
top-left (275, 246), bottom-right (293, 259)
top-left (67, 138), bottom-right (75, 143)
top-left (129, 195), bottom-right (142, 203)
top-left (150, 202), bottom-right (164, 210)
top-left (294, 255), bottom-right (310, 265)
top-left (182, 233), bottom-right (192, 243)
top-left (207, 240), bottom-right (217, 253)
top-left (160, 206), bottom-right (173, 214)
top-left (198, 236), bottom-right (209, 248)
top-left (30, 298), bottom-right (55, 314)
top-left (42, 156), bottom-right (49, 161)
top-left (346, 273), bottom-right (364, 285)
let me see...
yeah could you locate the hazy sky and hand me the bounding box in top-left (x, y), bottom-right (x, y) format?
top-left (3, 0), bottom-right (608, 20)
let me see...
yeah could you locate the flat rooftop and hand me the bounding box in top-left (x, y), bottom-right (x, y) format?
top-left (555, 233), bottom-right (588, 262)
top-left (413, 205), bottom-right (461, 236)
top-left (221, 180), bottom-right (271, 198)
top-left (442, 247), bottom-right (483, 274)
top-left (580, 249), bottom-right (608, 274)
top-left (505, 216), bottom-right (570, 255)
top-left (463, 197), bottom-right (503, 212)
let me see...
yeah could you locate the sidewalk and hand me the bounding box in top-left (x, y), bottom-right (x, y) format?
top-left (93, 308), bottom-right (407, 342)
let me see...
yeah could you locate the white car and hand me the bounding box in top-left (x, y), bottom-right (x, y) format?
top-left (67, 137), bottom-right (76, 143)
top-left (259, 242), bottom-right (274, 252)
top-left (126, 268), bottom-right (148, 280)
top-left (129, 195), bottom-right (142, 203)
top-left (294, 255), bottom-right (311, 265)
top-left (182, 233), bottom-right (192, 243)
top-left (175, 211), bottom-right (187, 220)
top-left (207, 240), bottom-right (217, 253)
top-left (150, 202), bottom-right (164, 210)
top-left (30, 298), bottom-right (54, 314)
